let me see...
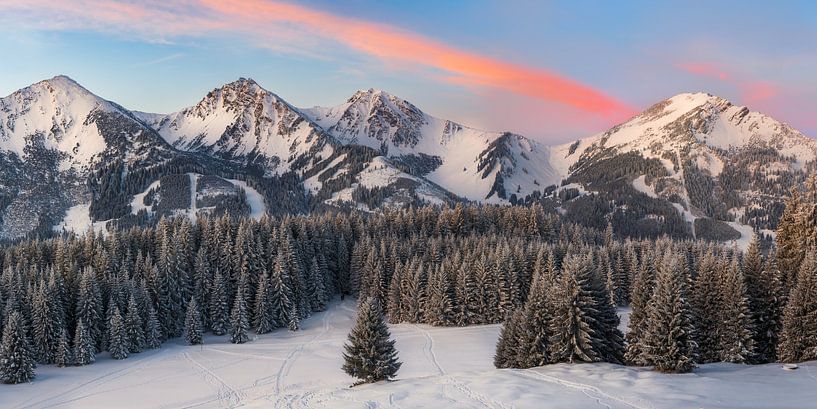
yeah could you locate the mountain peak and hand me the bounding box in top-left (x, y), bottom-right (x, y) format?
top-left (665, 92), bottom-right (731, 109)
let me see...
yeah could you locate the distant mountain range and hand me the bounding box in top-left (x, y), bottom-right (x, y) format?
top-left (1, 75), bottom-right (814, 244)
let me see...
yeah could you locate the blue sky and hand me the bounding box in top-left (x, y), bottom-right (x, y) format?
top-left (1, 0), bottom-right (815, 143)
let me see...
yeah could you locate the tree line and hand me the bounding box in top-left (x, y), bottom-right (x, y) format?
top-left (1, 191), bottom-right (816, 384)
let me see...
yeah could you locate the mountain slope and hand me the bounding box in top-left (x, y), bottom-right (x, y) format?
top-left (303, 88), bottom-right (560, 202)
top-left (549, 92), bottom-right (817, 243)
top-left (0, 76), bottom-right (176, 238)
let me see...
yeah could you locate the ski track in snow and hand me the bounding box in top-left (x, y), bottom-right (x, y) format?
top-left (183, 351), bottom-right (245, 408)
top-left (517, 368), bottom-right (651, 409)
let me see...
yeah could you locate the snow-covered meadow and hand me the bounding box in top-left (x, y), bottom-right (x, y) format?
top-left (5, 299), bottom-right (816, 409)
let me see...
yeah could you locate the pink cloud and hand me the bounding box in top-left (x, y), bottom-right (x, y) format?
top-left (677, 61), bottom-right (780, 105)
top-left (742, 81), bottom-right (778, 104)
top-left (0, 0), bottom-right (634, 121)
top-left (677, 62), bottom-right (731, 81)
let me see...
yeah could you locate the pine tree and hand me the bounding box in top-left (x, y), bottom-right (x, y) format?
top-left (209, 268), bottom-right (230, 336)
top-left (625, 250), bottom-right (655, 365)
top-left (641, 254), bottom-right (695, 373)
top-left (76, 267), bottom-right (102, 351)
top-left (108, 306), bottom-right (129, 360)
top-left (73, 319), bottom-right (96, 366)
top-left (54, 327), bottom-right (73, 367)
top-left (778, 251), bottom-right (817, 363)
top-left (254, 269), bottom-right (275, 334)
top-left (0, 311), bottom-right (36, 384)
top-left (548, 254), bottom-right (598, 363)
top-left (755, 255), bottom-right (785, 362)
top-left (185, 297), bottom-right (203, 345)
top-left (776, 188), bottom-right (805, 290)
top-left (342, 298), bottom-right (401, 384)
top-left (271, 254), bottom-right (294, 329)
top-left (425, 266), bottom-right (455, 326)
top-left (515, 263), bottom-right (552, 368)
top-left (125, 293), bottom-right (145, 353)
top-left (691, 249), bottom-right (721, 363)
top-left (144, 303), bottom-right (162, 349)
top-left (230, 289), bottom-right (250, 344)
top-left (494, 309), bottom-right (523, 369)
top-left (31, 283), bottom-right (58, 364)
top-left (717, 255), bottom-right (755, 363)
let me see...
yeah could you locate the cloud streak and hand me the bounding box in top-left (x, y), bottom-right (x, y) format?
top-left (0, 0), bottom-right (634, 121)
top-left (677, 61), bottom-right (779, 105)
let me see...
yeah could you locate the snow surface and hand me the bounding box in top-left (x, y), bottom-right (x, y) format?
top-left (631, 175), bottom-right (657, 198)
top-left (726, 221), bottom-right (755, 252)
top-left (226, 179), bottom-right (266, 220)
top-left (130, 180), bottom-right (161, 217)
top-left (52, 204), bottom-right (108, 235)
top-left (6, 300), bottom-right (817, 409)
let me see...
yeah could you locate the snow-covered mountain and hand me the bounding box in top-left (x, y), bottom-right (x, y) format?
top-left (302, 88), bottom-right (560, 203)
top-left (0, 76), bottom-right (175, 239)
top-left (550, 92), bottom-right (817, 243)
top-left (1, 76), bottom-right (814, 242)
top-left (150, 78), bottom-right (333, 176)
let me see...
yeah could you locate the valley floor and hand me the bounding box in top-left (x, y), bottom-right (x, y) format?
top-left (4, 300), bottom-right (816, 409)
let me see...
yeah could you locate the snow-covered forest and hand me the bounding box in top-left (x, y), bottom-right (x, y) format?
top-left (2, 178), bottom-right (817, 404)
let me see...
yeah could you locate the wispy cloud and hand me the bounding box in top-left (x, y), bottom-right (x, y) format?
top-left (0, 0), bottom-right (634, 121)
top-left (677, 61), bottom-right (779, 105)
top-left (138, 53), bottom-right (186, 67)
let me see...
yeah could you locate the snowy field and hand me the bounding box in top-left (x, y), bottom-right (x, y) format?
top-left (5, 299), bottom-right (817, 409)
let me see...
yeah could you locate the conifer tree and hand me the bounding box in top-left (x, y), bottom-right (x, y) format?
top-left (778, 251), bottom-right (817, 363)
top-left (254, 270), bottom-right (275, 334)
top-left (144, 303), bottom-right (162, 349)
top-left (386, 262), bottom-right (403, 323)
top-left (754, 255), bottom-right (785, 362)
top-left (108, 306), bottom-right (129, 360)
top-left (209, 268), bottom-right (230, 336)
top-left (641, 254), bottom-right (695, 373)
top-left (74, 319), bottom-right (96, 366)
top-left (76, 267), bottom-right (102, 351)
top-left (230, 289), bottom-right (250, 344)
top-left (31, 284), bottom-right (58, 364)
top-left (271, 254), bottom-right (294, 329)
top-left (425, 266), bottom-right (455, 326)
top-left (0, 311), bottom-right (35, 384)
top-left (717, 255), bottom-right (755, 363)
top-left (185, 298), bottom-right (203, 345)
top-left (125, 293), bottom-right (145, 353)
top-left (625, 250), bottom-right (655, 365)
top-left (342, 298), bottom-right (401, 384)
top-left (515, 264), bottom-right (552, 368)
top-left (548, 254), bottom-right (598, 363)
top-left (494, 309), bottom-right (523, 369)
top-left (691, 249), bottom-right (721, 363)
top-left (55, 327), bottom-right (73, 368)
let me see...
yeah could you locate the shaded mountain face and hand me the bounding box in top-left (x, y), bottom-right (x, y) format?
top-left (1, 77), bottom-right (813, 244)
top-left (0, 76), bottom-right (175, 239)
top-left (549, 92), bottom-right (817, 243)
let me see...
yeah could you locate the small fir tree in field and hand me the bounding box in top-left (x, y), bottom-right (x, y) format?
top-left (342, 298), bottom-right (401, 384)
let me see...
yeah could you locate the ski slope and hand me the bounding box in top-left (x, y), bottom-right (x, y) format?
top-left (5, 300), bottom-right (817, 408)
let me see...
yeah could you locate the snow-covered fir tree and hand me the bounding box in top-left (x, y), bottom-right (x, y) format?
top-left (108, 306), bottom-right (129, 360)
top-left (0, 311), bottom-right (36, 384)
top-left (641, 254), bottom-right (695, 373)
top-left (230, 288), bottom-right (250, 344)
top-left (342, 298), bottom-right (401, 384)
top-left (73, 319), bottom-right (96, 366)
top-left (186, 298), bottom-right (204, 345)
